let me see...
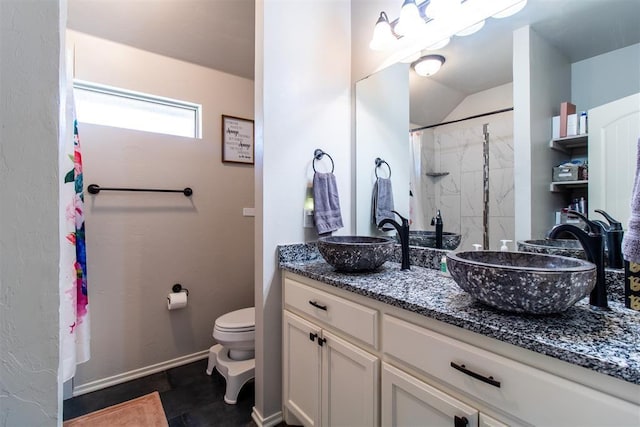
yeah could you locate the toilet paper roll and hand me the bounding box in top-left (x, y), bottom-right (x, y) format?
top-left (167, 291), bottom-right (188, 310)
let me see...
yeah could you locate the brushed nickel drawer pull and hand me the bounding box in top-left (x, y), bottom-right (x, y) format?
top-left (450, 362), bottom-right (501, 388)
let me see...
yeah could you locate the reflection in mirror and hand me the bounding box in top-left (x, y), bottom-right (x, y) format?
top-left (355, 63), bottom-right (410, 237)
top-left (410, 92), bottom-right (514, 251)
top-left (355, 0), bottom-right (640, 252)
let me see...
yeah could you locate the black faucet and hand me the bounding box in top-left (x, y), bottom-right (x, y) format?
top-left (378, 210), bottom-right (410, 270)
top-left (430, 209), bottom-right (443, 249)
top-left (593, 209), bottom-right (624, 269)
top-left (548, 210), bottom-right (609, 310)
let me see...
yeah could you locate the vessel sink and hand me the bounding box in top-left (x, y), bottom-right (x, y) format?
top-left (517, 239), bottom-right (586, 260)
top-left (446, 251), bottom-right (596, 314)
top-left (317, 236), bottom-right (395, 272)
top-left (397, 230), bottom-right (461, 250)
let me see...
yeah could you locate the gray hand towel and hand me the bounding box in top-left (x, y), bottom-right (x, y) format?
top-left (622, 138), bottom-right (640, 263)
top-left (313, 172), bottom-right (344, 235)
top-left (372, 177), bottom-right (395, 231)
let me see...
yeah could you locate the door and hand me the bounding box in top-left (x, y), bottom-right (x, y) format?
top-left (321, 330), bottom-right (379, 427)
top-left (283, 311), bottom-right (322, 427)
top-left (382, 362), bottom-right (478, 427)
top-left (588, 93), bottom-right (640, 228)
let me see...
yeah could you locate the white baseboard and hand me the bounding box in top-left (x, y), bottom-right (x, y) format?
top-left (251, 406), bottom-right (283, 427)
top-left (72, 350), bottom-right (210, 397)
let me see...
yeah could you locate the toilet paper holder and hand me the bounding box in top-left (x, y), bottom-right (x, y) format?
top-left (172, 283), bottom-right (189, 296)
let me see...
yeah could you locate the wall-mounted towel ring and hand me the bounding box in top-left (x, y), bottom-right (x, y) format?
top-left (313, 149), bottom-right (335, 173)
top-left (375, 157), bottom-right (391, 179)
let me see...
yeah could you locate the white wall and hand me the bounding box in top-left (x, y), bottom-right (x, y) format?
top-left (445, 83), bottom-right (513, 121)
top-left (572, 43), bottom-right (640, 111)
top-left (513, 26), bottom-right (571, 241)
top-left (0, 0), bottom-right (64, 424)
top-left (355, 63), bottom-right (410, 235)
top-left (67, 31), bottom-right (255, 390)
top-left (254, 0), bottom-right (352, 422)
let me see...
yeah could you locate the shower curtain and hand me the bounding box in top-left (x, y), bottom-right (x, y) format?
top-left (60, 76), bottom-right (90, 382)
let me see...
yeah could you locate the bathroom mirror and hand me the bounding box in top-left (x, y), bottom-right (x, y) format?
top-left (355, 0), bottom-right (640, 251)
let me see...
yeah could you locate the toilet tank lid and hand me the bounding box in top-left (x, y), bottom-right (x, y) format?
top-left (216, 307), bottom-right (255, 329)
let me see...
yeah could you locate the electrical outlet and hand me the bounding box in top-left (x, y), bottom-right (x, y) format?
top-left (303, 209), bottom-right (315, 228)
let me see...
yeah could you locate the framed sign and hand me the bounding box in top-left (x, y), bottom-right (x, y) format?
top-left (222, 115), bottom-right (254, 164)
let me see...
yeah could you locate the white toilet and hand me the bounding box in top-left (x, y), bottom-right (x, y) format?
top-left (205, 307), bottom-right (255, 404)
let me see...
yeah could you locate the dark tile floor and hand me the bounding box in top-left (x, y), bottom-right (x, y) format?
top-left (64, 358), bottom-right (256, 426)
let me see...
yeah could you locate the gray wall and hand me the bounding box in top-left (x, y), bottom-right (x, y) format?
top-left (514, 25), bottom-right (572, 242)
top-left (0, 0), bottom-right (64, 424)
top-left (572, 43), bottom-right (640, 112)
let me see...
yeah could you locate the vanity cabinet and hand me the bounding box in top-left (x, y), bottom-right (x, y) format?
top-left (383, 314), bottom-right (639, 426)
top-left (282, 272), bottom-right (640, 427)
top-left (382, 362), bottom-right (480, 426)
top-left (283, 277), bottom-right (379, 427)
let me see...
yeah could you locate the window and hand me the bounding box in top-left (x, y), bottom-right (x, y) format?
top-left (73, 80), bottom-right (201, 138)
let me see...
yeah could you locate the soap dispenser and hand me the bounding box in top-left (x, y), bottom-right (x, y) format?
top-left (500, 240), bottom-right (512, 251)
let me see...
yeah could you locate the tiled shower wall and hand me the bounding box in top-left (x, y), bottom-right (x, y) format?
top-left (411, 111), bottom-right (515, 251)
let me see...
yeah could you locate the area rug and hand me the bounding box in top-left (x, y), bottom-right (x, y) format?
top-left (64, 391), bottom-right (168, 427)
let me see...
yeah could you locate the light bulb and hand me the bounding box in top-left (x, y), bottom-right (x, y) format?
top-left (425, 0), bottom-right (461, 20)
top-left (395, 0), bottom-right (425, 37)
top-left (369, 12), bottom-right (397, 51)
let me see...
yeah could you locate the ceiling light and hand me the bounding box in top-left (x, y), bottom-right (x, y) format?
top-left (455, 20), bottom-right (485, 36)
top-left (492, 0), bottom-right (527, 18)
top-left (413, 55), bottom-right (445, 77)
top-left (369, 12), bottom-right (396, 51)
top-left (395, 0), bottom-right (425, 36)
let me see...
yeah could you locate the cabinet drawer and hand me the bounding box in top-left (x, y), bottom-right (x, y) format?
top-left (383, 315), bottom-right (639, 426)
top-left (284, 278), bottom-right (378, 348)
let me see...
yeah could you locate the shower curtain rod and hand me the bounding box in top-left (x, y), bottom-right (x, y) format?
top-left (411, 107), bottom-right (514, 132)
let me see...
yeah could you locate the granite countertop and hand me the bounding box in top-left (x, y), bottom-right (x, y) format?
top-left (278, 244), bottom-right (640, 385)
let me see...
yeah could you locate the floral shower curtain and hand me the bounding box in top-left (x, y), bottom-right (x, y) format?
top-left (60, 78), bottom-right (90, 382)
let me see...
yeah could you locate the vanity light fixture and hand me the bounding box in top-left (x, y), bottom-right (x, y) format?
top-left (455, 19), bottom-right (485, 36)
top-left (425, 37), bottom-right (450, 50)
top-left (369, 0), bottom-right (528, 53)
top-left (395, 0), bottom-right (425, 36)
top-left (369, 12), bottom-right (397, 51)
top-left (492, 0), bottom-right (527, 18)
top-left (413, 55), bottom-right (445, 77)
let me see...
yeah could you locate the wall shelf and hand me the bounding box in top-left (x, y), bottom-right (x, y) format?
top-left (550, 180), bottom-right (588, 192)
top-left (549, 134), bottom-right (588, 154)
top-left (426, 172), bottom-right (450, 177)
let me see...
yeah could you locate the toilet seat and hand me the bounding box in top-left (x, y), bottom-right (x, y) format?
top-left (215, 307), bottom-right (255, 331)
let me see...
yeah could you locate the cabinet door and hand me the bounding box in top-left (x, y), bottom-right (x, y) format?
top-left (321, 330), bottom-right (379, 427)
top-left (479, 413), bottom-right (509, 427)
top-left (382, 362), bottom-right (478, 427)
top-left (283, 311), bottom-right (322, 427)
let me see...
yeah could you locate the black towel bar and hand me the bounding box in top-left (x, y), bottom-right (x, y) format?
top-left (87, 184), bottom-right (193, 197)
